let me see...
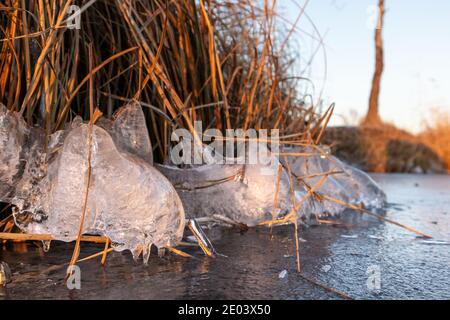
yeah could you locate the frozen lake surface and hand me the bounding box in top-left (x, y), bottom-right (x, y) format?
top-left (1, 174), bottom-right (449, 299)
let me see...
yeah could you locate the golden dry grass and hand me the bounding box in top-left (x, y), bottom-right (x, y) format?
top-left (0, 0), bottom-right (327, 162)
top-left (323, 123), bottom-right (447, 173)
top-left (419, 109), bottom-right (450, 170)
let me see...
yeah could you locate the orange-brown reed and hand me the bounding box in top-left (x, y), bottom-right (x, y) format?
top-left (0, 0), bottom-right (326, 159)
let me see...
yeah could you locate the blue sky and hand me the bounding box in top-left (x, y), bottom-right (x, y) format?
top-left (279, 0), bottom-right (450, 132)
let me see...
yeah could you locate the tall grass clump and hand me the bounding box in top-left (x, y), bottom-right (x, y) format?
top-left (1, 0), bottom-right (327, 161)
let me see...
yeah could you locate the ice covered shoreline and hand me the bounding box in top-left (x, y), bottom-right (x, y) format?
top-left (0, 102), bottom-right (387, 262)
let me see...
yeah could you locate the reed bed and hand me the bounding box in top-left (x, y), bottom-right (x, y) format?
top-left (0, 0), bottom-right (325, 161)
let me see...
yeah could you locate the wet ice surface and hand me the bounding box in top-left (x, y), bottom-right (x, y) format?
top-left (1, 174), bottom-right (449, 300)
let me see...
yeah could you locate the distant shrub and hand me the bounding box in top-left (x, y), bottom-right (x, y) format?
top-left (419, 109), bottom-right (450, 170)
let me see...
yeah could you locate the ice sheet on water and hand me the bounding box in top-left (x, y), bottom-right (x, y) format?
top-left (4, 103), bottom-right (183, 262)
top-left (284, 146), bottom-right (387, 216)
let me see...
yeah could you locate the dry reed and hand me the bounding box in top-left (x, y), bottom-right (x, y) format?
top-left (0, 0), bottom-right (325, 160)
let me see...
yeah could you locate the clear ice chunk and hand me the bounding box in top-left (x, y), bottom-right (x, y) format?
top-left (0, 104), bottom-right (31, 201)
top-left (157, 156), bottom-right (296, 227)
top-left (284, 146), bottom-right (387, 216)
top-left (15, 124), bottom-right (184, 257)
top-left (6, 103), bottom-right (183, 261)
top-left (98, 101), bottom-right (153, 165)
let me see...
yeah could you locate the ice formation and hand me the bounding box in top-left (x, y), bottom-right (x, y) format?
top-left (158, 142), bottom-right (387, 226)
top-left (0, 104), bottom-right (32, 201)
top-left (97, 101), bottom-right (153, 165)
top-left (1, 100), bottom-right (388, 250)
top-left (1, 103), bottom-right (184, 262)
top-left (157, 157), bottom-right (296, 227)
top-left (284, 146), bottom-right (387, 217)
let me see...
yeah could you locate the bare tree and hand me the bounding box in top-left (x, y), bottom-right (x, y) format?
top-left (364, 0), bottom-right (385, 126)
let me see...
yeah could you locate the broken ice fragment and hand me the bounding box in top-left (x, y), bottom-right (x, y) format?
top-left (279, 270), bottom-right (288, 279)
top-left (321, 265), bottom-right (332, 273)
top-left (341, 235), bottom-right (358, 239)
top-left (418, 240), bottom-right (450, 246)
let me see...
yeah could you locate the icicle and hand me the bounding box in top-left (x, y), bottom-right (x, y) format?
top-left (143, 244), bottom-right (152, 265)
top-left (42, 240), bottom-right (51, 252)
top-left (0, 262), bottom-right (11, 286)
top-left (157, 248), bottom-right (166, 258)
